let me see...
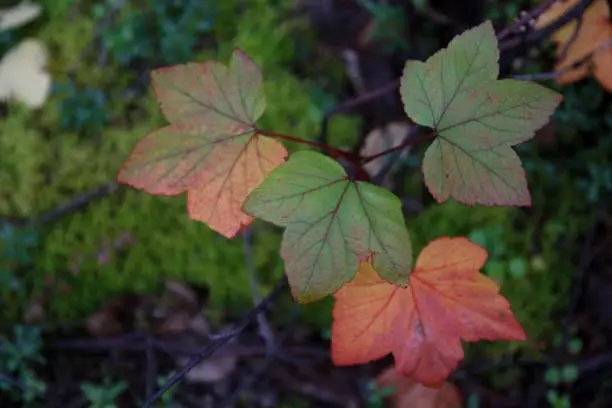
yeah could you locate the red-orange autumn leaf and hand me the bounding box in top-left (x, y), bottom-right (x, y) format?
top-left (331, 237), bottom-right (526, 387)
top-left (117, 48), bottom-right (288, 238)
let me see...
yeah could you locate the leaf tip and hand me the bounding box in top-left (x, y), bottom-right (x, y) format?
top-left (481, 19), bottom-right (495, 33)
top-left (231, 46), bottom-right (259, 68)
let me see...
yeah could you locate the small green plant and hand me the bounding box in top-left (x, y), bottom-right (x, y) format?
top-left (546, 389), bottom-right (572, 408)
top-left (81, 378), bottom-right (127, 408)
top-left (468, 226), bottom-right (528, 282)
top-left (467, 393), bottom-right (480, 408)
top-left (545, 364), bottom-right (580, 386)
top-left (0, 325), bottom-right (46, 403)
top-left (365, 379), bottom-right (396, 408)
top-left (0, 223), bottom-right (38, 294)
top-left (544, 335), bottom-right (583, 408)
top-left (144, 372), bottom-right (178, 408)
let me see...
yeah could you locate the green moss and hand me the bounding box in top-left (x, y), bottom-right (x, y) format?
top-left (326, 115), bottom-right (363, 148)
top-left (39, 17), bottom-right (96, 77)
top-left (0, 106), bottom-right (53, 216)
top-left (34, 191), bottom-right (283, 320)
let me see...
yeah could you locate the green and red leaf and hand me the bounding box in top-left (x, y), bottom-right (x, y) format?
top-left (117, 48), bottom-right (287, 238)
top-left (243, 151), bottom-right (412, 303)
top-left (401, 21), bottom-right (562, 206)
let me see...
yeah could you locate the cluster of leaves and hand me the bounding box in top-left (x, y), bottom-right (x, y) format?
top-left (118, 21), bottom-right (563, 386)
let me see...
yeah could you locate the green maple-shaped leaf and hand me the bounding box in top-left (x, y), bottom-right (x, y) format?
top-left (243, 151), bottom-right (412, 303)
top-left (117, 48), bottom-right (287, 238)
top-left (401, 21), bottom-right (562, 206)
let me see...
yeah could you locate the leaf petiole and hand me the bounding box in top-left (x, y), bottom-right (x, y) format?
top-left (256, 129), bottom-right (359, 160)
top-left (361, 131), bottom-right (435, 164)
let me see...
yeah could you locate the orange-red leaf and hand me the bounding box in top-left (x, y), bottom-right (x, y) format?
top-left (187, 134), bottom-right (287, 236)
top-left (117, 49), bottom-right (287, 238)
top-left (331, 237), bottom-right (526, 387)
top-left (536, 0), bottom-right (612, 91)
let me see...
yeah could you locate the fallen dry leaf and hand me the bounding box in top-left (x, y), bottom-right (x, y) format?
top-left (24, 301), bottom-right (45, 323)
top-left (535, 0), bottom-right (612, 91)
top-left (86, 298), bottom-right (138, 338)
top-left (175, 325), bottom-right (238, 384)
top-left (177, 352), bottom-right (238, 384)
top-left (164, 280), bottom-right (198, 308)
top-left (361, 121), bottom-right (413, 184)
top-left (0, 1), bottom-right (41, 31)
top-left (376, 366), bottom-right (462, 408)
top-left (0, 39), bottom-right (51, 107)
top-left (152, 280), bottom-right (209, 336)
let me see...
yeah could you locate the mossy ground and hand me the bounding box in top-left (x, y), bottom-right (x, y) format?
top-left (1, 0), bottom-right (610, 363)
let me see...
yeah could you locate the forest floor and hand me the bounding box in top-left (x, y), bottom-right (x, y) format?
top-left (1, 0), bottom-right (612, 407)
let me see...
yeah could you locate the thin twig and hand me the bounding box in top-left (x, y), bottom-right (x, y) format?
top-left (317, 79), bottom-right (400, 146)
top-left (361, 131), bottom-right (434, 164)
top-left (499, 0), bottom-right (593, 52)
top-left (419, 5), bottom-right (464, 29)
top-left (560, 215), bottom-right (603, 354)
top-left (496, 0), bottom-right (559, 41)
top-left (342, 49), bottom-right (367, 95)
top-left (222, 237), bottom-right (296, 407)
top-left (34, 182), bottom-right (118, 226)
top-left (511, 38), bottom-right (612, 81)
top-left (558, 13), bottom-right (583, 63)
top-left (48, 333), bottom-right (330, 360)
top-left (144, 335), bottom-right (157, 402)
top-left (222, 351), bottom-right (276, 407)
top-left (243, 227), bottom-right (275, 350)
top-left (256, 129), bottom-right (357, 160)
top-left (66, 0), bottom-right (128, 77)
top-left (47, 332), bottom-right (145, 350)
top-left (371, 125), bottom-right (421, 185)
top-left (142, 277), bottom-right (288, 408)
top-left (3, 182), bottom-right (118, 227)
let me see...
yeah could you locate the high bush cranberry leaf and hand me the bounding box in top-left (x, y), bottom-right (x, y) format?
top-left (117, 48), bottom-right (288, 238)
top-left (331, 236), bottom-right (526, 387)
top-left (401, 21), bottom-right (562, 206)
top-left (243, 150), bottom-right (412, 303)
top-left (535, 0), bottom-right (612, 92)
